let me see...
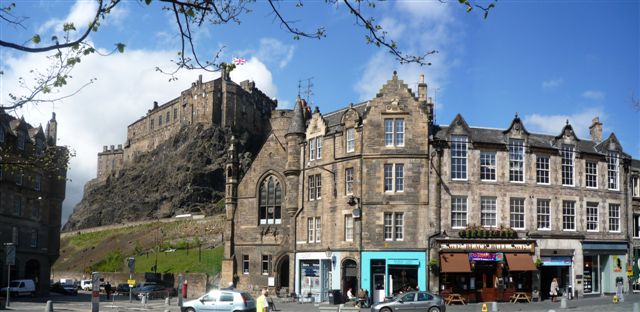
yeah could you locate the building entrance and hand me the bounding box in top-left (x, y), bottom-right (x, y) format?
top-left (388, 265), bottom-right (418, 294)
top-left (540, 265), bottom-right (571, 300)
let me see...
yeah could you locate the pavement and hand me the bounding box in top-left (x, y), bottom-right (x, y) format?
top-left (4, 292), bottom-right (640, 312)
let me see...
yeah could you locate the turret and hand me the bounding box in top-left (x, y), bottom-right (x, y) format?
top-left (284, 97), bottom-right (307, 216)
top-left (45, 112), bottom-right (57, 146)
top-left (222, 135), bottom-right (239, 286)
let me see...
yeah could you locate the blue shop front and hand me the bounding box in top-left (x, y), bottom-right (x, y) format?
top-left (361, 251), bottom-right (427, 304)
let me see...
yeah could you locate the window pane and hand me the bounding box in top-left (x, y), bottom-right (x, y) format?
top-left (609, 204), bottom-right (620, 232)
top-left (536, 156), bottom-right (550, 184)
top-left (384, 119), bottom-right (394, 146)
top-left (586, 161), bottom-right (598, 188)
top-left (384, 213), bottom-right (393, 240)
top-left (346, 128), bottom-right (355, 152)
top-left (480, 152), bottom-right (496, 181)
top-left (509, 139), bottom-right (524, 182)
top-left (394, 213), bottom-right (403, 240)
top-left (537, 199), bottom-right (550, 230)
top-left (395, 164), bottom-right (404, 192)
top-left (563, 201), bottom-right (575, 230)
top-left (451, 136), bottom-right (468, 180)
top-left (345, 168), bottom-right (354, 194)
top-left (586, 202), bottom-right (598, 231)
top-left (481, 197), bottom-right (497, 227)
top-left (451, 197), bottom-right (467, 228)
top-left (607, 152), bottom-right (618, 190)
top-left (510, 198), bottom-right (525, 229)
top-left (561, 145), bottom-right (574, 186)
top-left (384, 164), bottom-right (393, 191)
top-left (345, 215), bottom-right (353, 241)
top-left (395, 119), bottom-right (404, 146)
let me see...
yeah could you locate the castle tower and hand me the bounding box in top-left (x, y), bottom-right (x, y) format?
top-left (221, 135), bottom-right (239, 286)
top-left (45, 112), bottom-right (57, 146)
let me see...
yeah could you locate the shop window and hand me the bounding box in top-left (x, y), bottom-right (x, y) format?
top-left (536, 199), bottom-right (550, 230)
top-left (480, 197), bottom-right (497, 227)
top-left (633, 215), bottom-right (640, 238)
top-left (261, 255), bottom-right (272, 275)
top-left (384, 118), bottom-right (404, 147)
top-left (510, 198), bottom-right (525, 229)
top-left (345, 168), bottom-right (354, 195)
top-left (344, 215), bottom-right (353, 241)
top-left (480, 152), bottom-right (496, 181)
top-left (258, 176), bottom-right (282, 225)
top-left (585, 161), bottom-right (598, 188)
top-left (450, 135), bottom-right (468, 180)
top-left (384, 212), bottom-right (404, 241)
top-left (308, 174), bottom-right (322, 200)
top-left (243, 255), bottom-right (250, 274)
top-left (586, 202), bottom-right (599, 232)
top-left (607, 151), bottom-right (619, 190)
top-left (451, 196), bottom-right (468, 229)
top-left (536, 156), bottom-right (550, 184)
top-left (383, 164), bottom-right (404, 192)
top-left (561, 144), bottom-right (574, 186)
top-left (346, 128), bottom-right (355, 152)
top-left (609, 204), bottom-right (620, 232)
top-left (562, 201), bottom-right (576, 231)
top-left (307, 217), bottom-right (321, 243)
top-left (509, 139), bottom-right (525, 182)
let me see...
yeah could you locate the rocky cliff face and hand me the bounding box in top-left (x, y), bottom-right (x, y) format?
top-left (63, 124), bottom-right (255, 231)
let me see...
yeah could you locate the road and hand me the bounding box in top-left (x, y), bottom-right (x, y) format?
top-left (6, 292), bottom-right (640, 311)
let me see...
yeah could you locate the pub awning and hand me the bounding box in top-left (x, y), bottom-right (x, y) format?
top-left (440, 253), bottom-right (471, 273)
top-left (506, 253), bottom-right (537, 271)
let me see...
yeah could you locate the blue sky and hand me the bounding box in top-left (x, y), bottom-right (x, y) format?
top-left (1, 0), bottom-right (638, 223)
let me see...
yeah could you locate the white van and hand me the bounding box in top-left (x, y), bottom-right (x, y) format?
top-left (80, 280), bottom-right (92, 291)
top-left (0, 279), bottom-right (36, 297)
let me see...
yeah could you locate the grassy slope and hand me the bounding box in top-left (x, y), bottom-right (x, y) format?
top-left (55, 216), bottom-right (225, 274)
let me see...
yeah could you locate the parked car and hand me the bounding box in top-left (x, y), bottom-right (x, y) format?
top-left (80, 280), bottom-right (92, 291)
top-left (133, 285), bottom-right (168, 300)
top-left (370, 291), bottom-right (446, 312)
top-left (0, 279), bottom-right (36, 297)
top-left (181, 289), bottom-right (255, 312)
top-left (115, 283), bottom-right (131, 296)
top-left (50, 282), bottom-right (78, 296)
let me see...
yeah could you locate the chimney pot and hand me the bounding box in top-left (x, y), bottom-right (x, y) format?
top-left (103, 146), bottom-right (108, 152)
top-left (589, 116), bottom-right (603, 143)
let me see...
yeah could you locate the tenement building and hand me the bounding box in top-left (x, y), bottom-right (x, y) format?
top-left (0, 111), bottom-right (67, 295)
top-left (222, 72), bottom-right (635, 303)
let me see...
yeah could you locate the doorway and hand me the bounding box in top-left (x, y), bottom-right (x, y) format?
top-left (25, 259), bottom-right (40, 292)
top-left (540, 266), bottom-right (571, 300)
top-left (341, 259), bottom-right (358, 297)
top-left (277, 256), bottom-right (289, 290)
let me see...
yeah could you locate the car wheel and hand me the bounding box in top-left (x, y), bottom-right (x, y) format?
top-left (380, 308), bottom-right (393, 312)
top-left (185, 308), bottom-right (195, 312)
top-left (428, 307), bottom-right (441, 312)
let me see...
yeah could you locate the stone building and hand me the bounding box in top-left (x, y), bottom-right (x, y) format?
top-left (630, 159), bottom-right (640, 288)
top-left (0, 111), bottom-right (67, 295)
top-left (94, 69), bottom-right (276, 182)
top-left (222, 72), bottom-right (636, 303)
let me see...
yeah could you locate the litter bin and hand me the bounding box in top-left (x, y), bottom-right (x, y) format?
top-left (329, 290), bottom-right (342, 304)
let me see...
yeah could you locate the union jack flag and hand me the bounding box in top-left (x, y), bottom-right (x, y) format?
top-left (232, 57), bottom-right (247, 66)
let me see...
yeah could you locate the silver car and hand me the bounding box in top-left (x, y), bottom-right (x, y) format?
top-left (181, 289), bottom-right (256, 312)
top-left (370, 291), bottom-right (446, 312)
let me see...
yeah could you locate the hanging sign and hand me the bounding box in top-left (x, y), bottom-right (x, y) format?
top-left (441, 242), bottom-right (534, 253)
top-left (469, 252), bottom-right (504, 261)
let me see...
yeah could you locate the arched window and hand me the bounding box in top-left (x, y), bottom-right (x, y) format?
top-left (259, 176), bottom-right (282, 225)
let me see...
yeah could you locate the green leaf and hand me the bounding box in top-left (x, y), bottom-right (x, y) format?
top-left (186, 8), bottom-right (195, 17)
top-left (63, 22), bottom-right (76, 32)
top-left (32, 34), bottom-right (41, 44)
top-left (116, 43), bottom-right (126, 53)
top-left (144, 0), bottom-right (152, 4)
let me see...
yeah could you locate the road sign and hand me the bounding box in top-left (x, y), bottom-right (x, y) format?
top-left (627, 271), bottom-right (633, 277)
top-left (4, 243), bottom-right (15, 266)
top-left (128, 279), bottom-right (136, 285)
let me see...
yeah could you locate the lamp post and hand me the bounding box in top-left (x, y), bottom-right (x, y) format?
top-left (4, 243), bottom-right (15, 307)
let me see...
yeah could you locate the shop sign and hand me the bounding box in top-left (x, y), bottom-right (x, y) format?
top-left (541, 256), bottom-right (572, 266)
top-left (302, 262), bottom-right (319, 277)
top-left (469, 252), bottom-right (504, 262)
top-left (440, 242), bottom-right (534, 253)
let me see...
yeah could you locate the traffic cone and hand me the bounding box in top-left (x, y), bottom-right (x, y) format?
top-left (481, 303), bottom-right (488, 312)
top-left (612, 295), bottom-right (618, 304)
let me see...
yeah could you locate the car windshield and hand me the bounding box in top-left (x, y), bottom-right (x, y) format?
top-left (9, 282), bottom-right (20, 287)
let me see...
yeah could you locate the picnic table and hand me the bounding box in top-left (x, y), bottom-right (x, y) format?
top-left (445, 293), bottom-right (466, 305)
top-left (510, 292), bottom-right (531, 303)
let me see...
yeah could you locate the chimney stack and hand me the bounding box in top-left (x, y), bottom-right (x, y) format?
top-left (589, 117), bottom-right (603, 143)
top-left (418, 74), bottom-right (427, 102)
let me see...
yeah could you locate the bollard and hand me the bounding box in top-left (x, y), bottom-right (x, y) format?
top-left (633, 302), bottom-right (639, 312)
top-left (491, 301), bottom-right (498, 312)
top-left (165, 297), bottom-right (170, 306)
top-left (560, 298), bottom-right (567, 309)
top-left (45, 300), bottom-right (53, 312)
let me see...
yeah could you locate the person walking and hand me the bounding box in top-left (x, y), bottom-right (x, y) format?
top-left (256, 288), bottom-right (269, 312)
top-left (105, 282), bottom-right (112, 300)
top-left (550, 277), bottom-right (559, 302)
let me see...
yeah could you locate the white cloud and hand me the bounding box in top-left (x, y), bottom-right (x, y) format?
top-left (249, 38), bottom-right (295, 69)
top-left (542, 78), bottom-right (564, 89)
top-left (230, 57), bottom-right (278, 97)
top-left (523, 107), bottom-right (605, 139)
top-left (581, 90), bottom-right (605, 100)
top-left (379, 17), bottom-right (406, 40)
top-left (39, 0), bottom-right (99, 34)
top-left (395, 0), bottom-right (453, 23)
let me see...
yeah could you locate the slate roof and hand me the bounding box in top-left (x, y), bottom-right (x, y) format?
top-left (433, 124), bottom-right (627, 158)
top-left (321, 101), bottom-right (368, 134)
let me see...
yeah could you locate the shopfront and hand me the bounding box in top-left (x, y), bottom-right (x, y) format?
top-left (539, 254), bottom-right (572, 300)
top-left (437, 240), bottom-right (537, 303)
top-left (295, 252), bottom-right (341, 303)
top-left (582, 241), bottom-right (628, 295)
top-left (361, 251), bottom-right (427, 304)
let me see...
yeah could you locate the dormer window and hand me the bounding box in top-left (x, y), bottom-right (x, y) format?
top-left (561, 144), bottom-right (574, 186)
top-left (309, 138), bottom-right (316, 161)
top-left (35, 138), bottom-right (44, 157)
top-left (17, 131), bottom-right (25, 150)
top-left (509, 139), bottom-right (524, 182)
top-left (607, 151), bottom-right (619, 190)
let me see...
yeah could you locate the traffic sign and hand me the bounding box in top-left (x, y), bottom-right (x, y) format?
top-left (128, 279), bottom-right (136, 285)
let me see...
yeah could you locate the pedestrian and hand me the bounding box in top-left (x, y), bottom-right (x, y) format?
top-left (347, 288), bottom-right (356, 302)
top-left (105, 282), bottom-right (112, 300)
top-left (256, 287), bottom-right (269, 312)
top-left (550, 277), bottom-right (559, 302)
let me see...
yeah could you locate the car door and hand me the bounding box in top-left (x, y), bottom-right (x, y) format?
top-left (198, 291), bottom-right (219, 312)
top-left (416, 292), bottom-right (434, 311)
top-left (397, 293), bottom-right (416, 312)
top-left (215, 291), bottom-right (235, 312)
